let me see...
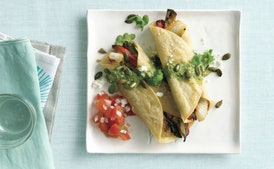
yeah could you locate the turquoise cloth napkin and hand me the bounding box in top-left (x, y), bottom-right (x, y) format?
top-left (0, 39), bottom-right (54, 169)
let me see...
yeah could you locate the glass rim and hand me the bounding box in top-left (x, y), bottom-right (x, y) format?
top-left (0, 94), bottom-right (36, 149)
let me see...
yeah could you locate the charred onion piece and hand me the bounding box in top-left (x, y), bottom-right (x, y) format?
top-left (164, 112), bottom-right (182, 138)
top-left (180, 123), bottom-right (189, 142)
top-left (165, 9), bottom-right (177, 27)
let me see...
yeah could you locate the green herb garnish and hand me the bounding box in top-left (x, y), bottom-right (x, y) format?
top-left (115, 33), bottom-right (136, 46)
top-left (125, 14), bottom-right (149, 31)
top-left (145, 69), bottom-right (164, 86)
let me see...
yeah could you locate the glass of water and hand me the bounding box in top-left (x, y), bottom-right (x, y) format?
top-left (0, 94), bottom-right (36, 149)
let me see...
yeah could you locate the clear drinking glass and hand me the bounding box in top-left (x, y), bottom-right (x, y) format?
top-left (0, 94), bottom-right (36, 149)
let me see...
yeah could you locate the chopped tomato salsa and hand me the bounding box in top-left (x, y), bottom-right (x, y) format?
top-left (92, 91), bottom-right (134, 140)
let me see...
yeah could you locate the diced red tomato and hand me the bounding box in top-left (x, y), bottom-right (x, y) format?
top-left (96, 91), bottom-right (109, 100)
top-left (95, 99), bottom-right (111, 113)
top-left (110, 106), bottom-right (124, 120)
top-left (103, 108), bottom-right (112, 119)
top-left (120, 132), bottom-right (131, 140)
top-left (99, 122), bottom-right (108, 133)
top-left (108, 124), bottom-right (121, 138)
top-left (92, 91), bottom-right (133, 141)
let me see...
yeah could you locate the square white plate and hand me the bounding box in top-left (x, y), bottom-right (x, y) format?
top-left (86, 9), bottom-right (241, 153)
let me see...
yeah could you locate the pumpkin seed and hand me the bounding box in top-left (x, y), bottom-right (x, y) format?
top-left (94, 71), bottom-right (103, 80)
top-left (185, 70), bottom-right (192, 79)
top-left (140, 80), bottom-right (147, 89)
top-left (174, 64), bottom-right (181, 72)
top-left (216, 69), bottom-right (222, 77)
top-left (195, 66), bottom-right (201, 76)
top-left (98, 48), bottom-right (107, 54)
top-left (222, 53), bottom-right (231, 60)
top-left (215, 100), bottom-right (223, 108)
top-left (119, 79), bottom-right (126, 84)
top-left (130, 82), bottom-right (137, 88)
top-left (207, 67), bottom-right (218, 72)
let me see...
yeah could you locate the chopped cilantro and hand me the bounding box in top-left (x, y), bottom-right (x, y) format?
top-left (125, 14), bottom-right (149, 31)
top-left (115, 33), bottom-right (136, 46)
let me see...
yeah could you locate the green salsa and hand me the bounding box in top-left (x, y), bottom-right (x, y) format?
top-left (102, 49), bottom-right (215, 93)
top-left (104, 65), bottom-right (141, 93)
top-left (163, 49), bottom-right (215, 80)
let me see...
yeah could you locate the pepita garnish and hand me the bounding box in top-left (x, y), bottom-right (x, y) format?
top-left (207, 67), bottom-right (218, 72)
top-left (215, 100), bottom-right (223, 108)
top-left (222, 53), bottom-right (231, 60)
top-left (98, 48), bottom-right (107, 54)
top-left (140, 80), bottom-right (147, 89)
top-left (174, 64), bottom-right (181, 72)
top-left (195, 66), bottom-right (201, 76)
top-left (216, 69), bottom-right (222, 77)
top-left (119, 79), bottom-right (126, 84)
top-left (130, 82), bottom-right (137, 88)
top-left (94, 71), bottom-right (103, 80)
top-left (185, 70), bottom-right (192, 78)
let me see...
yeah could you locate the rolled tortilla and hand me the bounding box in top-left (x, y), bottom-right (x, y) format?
top-left (99, 40), bottom-right (179, 143)
top-left (149, 24), bottom-right (203, 122)
top-left (165, 20), bottom-right (214, 122)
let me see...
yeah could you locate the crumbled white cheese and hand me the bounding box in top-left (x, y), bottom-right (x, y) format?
top-left (210, 52), bottom-right (224, 69)
top-left (216, 60), bottom-right (223, 68)
top-left (156, 92), bottom-right (164, 97)
top-left (91, 78), bottom-right (106, 89)
top-left (168, 58), bottom-right (174, 64)
top-left (204, 79), bottom-right (209, 83)
top-left (138, 66), bottom-right (148, 72)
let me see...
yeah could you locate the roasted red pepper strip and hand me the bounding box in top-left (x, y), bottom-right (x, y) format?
top-left (112, 45), bottom-right (137, 68)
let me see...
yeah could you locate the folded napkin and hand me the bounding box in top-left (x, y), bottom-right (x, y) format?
top-left (0, 32), bottom-right (66, 140)
top-left (0, 39), bottom-right (54, 169)
top-left (31, 40), bottom-right (66, 141)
